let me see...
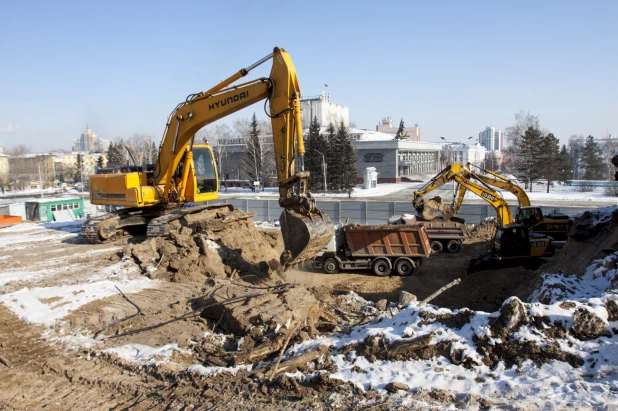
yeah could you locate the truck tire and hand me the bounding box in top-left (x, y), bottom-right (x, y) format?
top-left (445, 240), bottom-right (461, 253)
top-left (322, 257), bottom-right (340, 274)
top-left (394, 258), bottom-right (415, 276)
top-left (430, 240), bottom-right (443, 253)
top-left (372, 259), bottom-right (391, 277)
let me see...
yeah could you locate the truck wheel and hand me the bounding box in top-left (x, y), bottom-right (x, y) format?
top-left (395, 258), bottom-right (415, 276)
top-left (322, 257), bottom-right (340, 274)
top-left (372, 259), bottom-right (391, 277)
top-left (445, 240), bottom-right (461, 253)
top-left (430, 240), bottom-right (443, 253)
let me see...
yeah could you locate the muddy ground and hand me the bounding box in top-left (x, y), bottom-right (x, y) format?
top-left (0, 218), bottom-right (569, 410)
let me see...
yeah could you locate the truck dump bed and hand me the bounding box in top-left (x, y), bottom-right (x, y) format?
top-left (344, 224), bottom-right (431, 257)
top-left (404, 216), bottom-right (468, 240)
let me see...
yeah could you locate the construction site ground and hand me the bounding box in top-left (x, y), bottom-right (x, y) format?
top-left (1, 205), bottom-right (618, 409)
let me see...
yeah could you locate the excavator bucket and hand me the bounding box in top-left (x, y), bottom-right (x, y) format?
top-left (279, 209), bottom-right (335, 268)
top-left (415, 196), bottom-right (455, 221)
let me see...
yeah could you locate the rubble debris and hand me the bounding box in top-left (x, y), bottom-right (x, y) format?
top-left (399, 291), bottom-right (417, 305)
top-left (375, 299), bottom-right (388, 311)
top-left (199, 282), bottom-right (319, 336)
top-left (570, 306), bottom-right (611, 340)
top-left (385, 381), bottom-right (409, 393)
top-left (123, 209), bottom-right (283, 282)
top-left (489, 297), bottom-right (527, 340)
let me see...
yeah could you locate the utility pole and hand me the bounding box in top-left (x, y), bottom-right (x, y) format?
top-left (38, 158), bottom-right (44, 199)
top-left (312, 149), bottom-right (327, 194)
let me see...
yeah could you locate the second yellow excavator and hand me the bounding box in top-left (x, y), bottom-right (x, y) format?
top-left (412, 164), bottom-right (555, 268)
top-left (82, 47), bottom-right (334, 267)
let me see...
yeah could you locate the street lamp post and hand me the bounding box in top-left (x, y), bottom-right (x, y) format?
top-left (312, 149), bottom-right (327, 194)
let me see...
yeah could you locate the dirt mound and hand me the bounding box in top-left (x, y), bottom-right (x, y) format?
top-left (541, 206), bottom-right (618, 276)
top-left (124, 209), bottom-right (284, 283)
top-left (464, 220), bottom-right (497, 244)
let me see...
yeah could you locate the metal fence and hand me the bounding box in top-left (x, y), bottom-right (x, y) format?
top-left (222, 199), bottom-right (491, 225)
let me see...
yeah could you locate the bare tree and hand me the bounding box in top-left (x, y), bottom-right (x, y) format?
top-left (6, 144), bottom-right (31, 156)
top-left (504, 110), bottom-right (539, 149)
top-left (123, 134), bottom-right (158, 165)
top-left (197, 124), bottom-right (232, 180)
top-left (243, 114), bottom-right (274, 190)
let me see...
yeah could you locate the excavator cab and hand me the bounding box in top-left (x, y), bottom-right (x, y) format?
top-left (181, 144), bottom-right (219, 203)
top-left (515, 207), bottom-right (543, 228)
top-left (492, 224), bottom-right (554, 259)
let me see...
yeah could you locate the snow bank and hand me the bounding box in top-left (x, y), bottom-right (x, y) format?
top-left (0, 278), bottom-right (156, 325)
top-left (103, 343), bottom-right (190, 365)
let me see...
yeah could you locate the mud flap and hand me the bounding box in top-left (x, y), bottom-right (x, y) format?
top-left (280, 209), bottom-right (335, 268)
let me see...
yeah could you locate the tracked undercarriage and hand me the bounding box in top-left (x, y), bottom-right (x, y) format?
top-left (81, 204), bottom-right (333, 268)
top-left (81, 204), bottom-right (236, 244)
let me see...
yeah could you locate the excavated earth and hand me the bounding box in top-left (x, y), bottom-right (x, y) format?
top-left (0, 208), bottom-right (616, 409)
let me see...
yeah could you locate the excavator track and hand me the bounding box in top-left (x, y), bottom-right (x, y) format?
top-left (81, 204), bottom-right (236, 244)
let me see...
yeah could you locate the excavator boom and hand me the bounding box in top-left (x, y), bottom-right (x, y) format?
top-left (87, 47), bottom-right (334, 267)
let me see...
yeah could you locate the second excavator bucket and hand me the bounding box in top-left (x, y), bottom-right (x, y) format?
top-left (279, 209), bottom-right (335, 268)
top-left (415, 196), bottom-right (455, 221)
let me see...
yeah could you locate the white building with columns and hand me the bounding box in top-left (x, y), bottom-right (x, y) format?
top-left (300, 92), bottom-right (349, 128)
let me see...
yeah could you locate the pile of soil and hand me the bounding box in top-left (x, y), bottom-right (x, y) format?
top-left (124, 209), bottom-right (283, 282)
top-left (542, 207), bottom-right (618, 275)
top-left (464, 220), bottom-right (497, 244)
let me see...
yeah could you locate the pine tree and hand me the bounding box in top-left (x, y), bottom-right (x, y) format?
top-left (514, 126), bottom-right (544, 191)
top-left (106, 141), bottom-right (125, 167)
top-left (324, 123), bottom-right (338, 190)
top-left (580, 135), bottom-right (605, 180)
top-left (74, 153), bottom-right (83, 184)
top-left (539, 133), bottom-right (560, 193)
top-left (557, 144), bottom-right (573, 183)
top-left (96, 155), bottom-right (104, 170)
top-left (304, 116), bottom-right (324, 191)
top-left (243, 113), bottom-right (266, 190)
top-left (336, 120), bottom-right (357, 197)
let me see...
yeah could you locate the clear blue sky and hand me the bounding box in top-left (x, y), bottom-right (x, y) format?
top-left (0, 0), bottom-right (616, 151)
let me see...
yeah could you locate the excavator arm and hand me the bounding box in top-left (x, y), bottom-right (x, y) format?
top-left (412, 163), bottom-right (513, 225)
top-left (412, 164), bottom-right (464, 219)
top-left (151, 47), bottom-right (333, 266)
top-left (465, 163), bottom-right (530, 207)
top-left (450, 174), bottom-right (513, 226)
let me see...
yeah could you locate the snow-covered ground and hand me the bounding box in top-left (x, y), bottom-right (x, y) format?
top-left (1, 207), bottom-right (618, 408)
top-left (464, 182), bottom-right (618, 203)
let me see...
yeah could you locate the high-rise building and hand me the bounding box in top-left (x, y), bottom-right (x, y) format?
top-left (376, 117), bottom-right (421, 141)
top-left (478, 126), bottom-right (503, 152)
top-left (72, 126), bottom-right (111, 153)
top-left (300, 92), bottom-right (349, 129)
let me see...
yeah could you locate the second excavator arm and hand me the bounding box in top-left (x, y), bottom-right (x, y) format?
top-left (451, 174), bottom-right (513, 225)
top-left (465, 163), bottom-right (531, 207)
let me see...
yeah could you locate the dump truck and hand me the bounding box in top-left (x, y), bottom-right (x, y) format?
top-left (313, 223), bottom-right (431, 276)
top-left (388, 214), bottom-right (468, 253)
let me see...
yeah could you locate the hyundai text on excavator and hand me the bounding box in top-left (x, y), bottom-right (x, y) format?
top-left (412, 164), bottom-right (555, 271)
top-left (82, 47), bottom-right (335, 267)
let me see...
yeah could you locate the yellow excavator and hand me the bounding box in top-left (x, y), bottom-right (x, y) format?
top-left (83, 47), bottom-right (334, 267)
top-left (412, 165), bottom-right (555, 267)
top-left (463, 164), bottom-right (572, 241)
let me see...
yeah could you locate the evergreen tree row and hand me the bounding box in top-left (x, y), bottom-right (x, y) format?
top-left (304, 117), bottom-right (357, 194)
top-left (511, 127), bottom-right (605, 192)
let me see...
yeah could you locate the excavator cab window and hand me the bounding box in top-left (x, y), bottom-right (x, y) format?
top-left (496, 226), bottom-right (531, 257)
top-left (192, 147), bottom-right (217, 194)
